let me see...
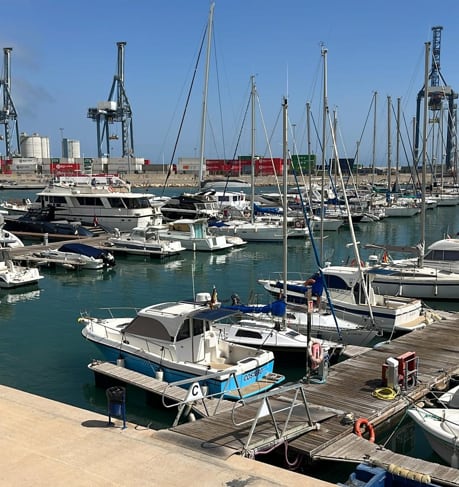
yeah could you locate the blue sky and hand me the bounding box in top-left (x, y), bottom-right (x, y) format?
top-left (2, 0), bottom-right (459, 167)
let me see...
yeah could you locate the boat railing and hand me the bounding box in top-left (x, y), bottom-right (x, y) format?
top-left (96, 307), bottom-right (142, 318)
top-left (263, 271), bottom-right (310, 283)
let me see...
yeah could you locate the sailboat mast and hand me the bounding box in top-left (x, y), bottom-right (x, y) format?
top-left (198, 1), bottom-right (215, 185)
top-left (396, 97), bottom-right (401, 191)
top-left (320, 46), bottom-right (328, 265)
top-left (282, 97), bottom-right (288, 300)
top-left (371, 91), bottom-right (377, 187)
top-left (250, 75), bottom-right (256, 224)
top-left (387, 95), bottom-right (392, 193)
top-left (420, 41), bottom-right (430, 268)
top-left (306, 101), bottom-right (312, 193)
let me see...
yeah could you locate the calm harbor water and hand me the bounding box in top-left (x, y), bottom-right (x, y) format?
top-left (1, 186), bottom-right (459, 480)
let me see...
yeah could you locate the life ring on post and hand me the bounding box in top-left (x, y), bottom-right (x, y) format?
top-left (354, 417), bottom-right (375, 443)
top-left (308, 340), bottom-right (324, 369)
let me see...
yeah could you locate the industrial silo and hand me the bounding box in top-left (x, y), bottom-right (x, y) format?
top-left (62, 138), bottom-right (81, 158)
top-left (20, 133), bottom-right (50, 158)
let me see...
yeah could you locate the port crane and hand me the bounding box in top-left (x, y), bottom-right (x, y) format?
top-left (414, 26), bottom-right (457, 176)
top-left (87, 41), bottom-right (134, 159)
top-left (0, 48), bottom-right (21, 157)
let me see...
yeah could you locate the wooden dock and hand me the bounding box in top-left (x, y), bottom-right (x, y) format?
top-left (165, 313), bottom-right (459, 486)
top-left (88, 360), bottom-right (237, 421)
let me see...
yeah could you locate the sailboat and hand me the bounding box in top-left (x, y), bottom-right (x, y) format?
top-left (355, 42), bottom-right (459, 300)
top-left (208, 76), bottom-right (310, 242)
top-left (257, 48), bottom-right (382, 346)
top-left (207, 97), bottom-right (347, 370)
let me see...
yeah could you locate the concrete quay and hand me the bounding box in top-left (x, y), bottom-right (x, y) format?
top-left (0, 385), bottom-right (334, 487)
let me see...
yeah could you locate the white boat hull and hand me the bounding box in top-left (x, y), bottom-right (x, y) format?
top-left (407, 408), bottom-right (459, 468)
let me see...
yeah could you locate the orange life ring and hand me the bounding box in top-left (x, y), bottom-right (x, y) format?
top-left (354, 417), bottom-right (375, 443)
top-left (350, 259), bottom-right (364, 267)
top-left (308, 340), bottom-right (324, 369)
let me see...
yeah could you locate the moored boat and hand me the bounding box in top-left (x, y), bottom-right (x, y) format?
top-left (79, 298), bottom-right (285, 400)
top-left (0, 249), bottom-right (44, 289)
top-left (107, 225), bottom-right (185, 258)
top-left (407, 407), bottom-right (459, 468)
top-left (28, 174), bottom-right (163, 232)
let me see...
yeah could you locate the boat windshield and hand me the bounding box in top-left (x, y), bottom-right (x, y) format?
top-left (424, 249), bottom-right (459, 261)
top-left (122, 197), bottom-right (151, 209)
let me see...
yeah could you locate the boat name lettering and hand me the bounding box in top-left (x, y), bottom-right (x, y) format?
top-left (243, 367), bottom-right (263, 381)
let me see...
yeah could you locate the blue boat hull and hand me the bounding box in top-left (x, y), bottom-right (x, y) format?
top-left (89, 341), bottom-right (277, 400)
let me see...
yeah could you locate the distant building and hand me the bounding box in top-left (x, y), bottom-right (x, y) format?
top-left (62, 138), bottom-right (81, 158)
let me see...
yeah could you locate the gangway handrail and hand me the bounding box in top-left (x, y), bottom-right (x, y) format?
top-left (161, 368), bottom-right (243, 425)
top-left (230, 383), bottom-right (319, 456)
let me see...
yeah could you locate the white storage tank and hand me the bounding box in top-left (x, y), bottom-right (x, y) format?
top-left (62, 138), bottom-right (81, 158)
top-left (40, 136), bottom-right (50, 158)
top-left (20, 133), bottom-right (50, 158)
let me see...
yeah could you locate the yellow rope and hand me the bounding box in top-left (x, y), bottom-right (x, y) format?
top-left (372, 387), bottom-right (398, 401)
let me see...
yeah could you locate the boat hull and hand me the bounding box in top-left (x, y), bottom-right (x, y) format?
top-left (407, 408), bottom-right (459, 468)
top-left (83, 330), bottom-right (280, 400)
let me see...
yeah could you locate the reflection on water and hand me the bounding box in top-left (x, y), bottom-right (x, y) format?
top-left (0, 287), bottom-right (42, 305)
top-left (39, 267), bottom-right (117, 286)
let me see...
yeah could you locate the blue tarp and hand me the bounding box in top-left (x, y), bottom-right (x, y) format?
top-left (253, 204), bottom-right (282, 215)
top-left (59, 243), bottom-right (109, 259)
top-left (222, 299), bottom-right (286, 317)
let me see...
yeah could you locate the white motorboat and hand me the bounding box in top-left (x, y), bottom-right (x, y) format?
top-left (393, 238), bottom-right (459, 274)
top-left (365, 257), bottom-right (459, 301)
top-left (79, 298), bottom-right (285, 400)
top-left (159, 190), bottom-right (221, 222)
top-left (407, 407), bottom-right (459, 468)
top-left (0, 250), bottom-right (44, 289)
top-left (34, 243), bottom-right (115, 270)
top-left (0, 214), bottom-right (24, 248)
top-left (31, 174), bottom-right (164, 232)
top-left (107, 226), bottom-right (185, 258)
top-left (201, 178), bottom-right (251, 190)
top-left (205, 295), bottom-right (346, 360)
top-left (157, 218), bottom-right (236, 251)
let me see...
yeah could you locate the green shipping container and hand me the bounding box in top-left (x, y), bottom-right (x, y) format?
top-left (291, 154), bottom-right (316, 172)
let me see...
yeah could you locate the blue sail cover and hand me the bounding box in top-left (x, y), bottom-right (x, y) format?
top-left (222, 299), bottom-right (286, 317)
top-left (253, 203), bottom-right (282, 215)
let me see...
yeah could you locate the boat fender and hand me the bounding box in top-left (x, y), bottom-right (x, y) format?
top-left (354, 417), bottom-right (375, 443)
top-left (308, 341), bottom-right (324, 369)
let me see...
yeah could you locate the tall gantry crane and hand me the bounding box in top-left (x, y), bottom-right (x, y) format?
top-left (414, 26), bottom-right (457, 174)
top-left (0, 48), bottom-right (21, 157)
top-left (87, 41), bottom-right (134, 159)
